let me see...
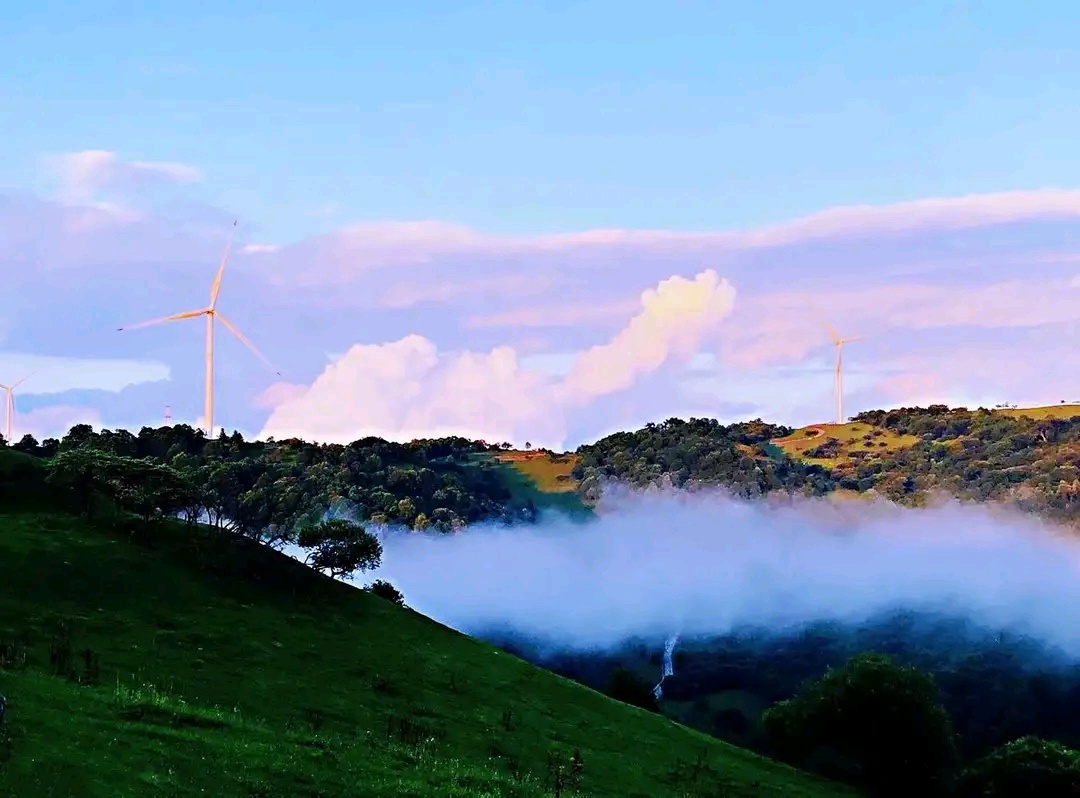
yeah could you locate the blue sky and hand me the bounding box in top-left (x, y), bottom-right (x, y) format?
top-left (4, 2), bottom-right (1080, 447)
top-left (6, 2), bottom-right (1080, 242)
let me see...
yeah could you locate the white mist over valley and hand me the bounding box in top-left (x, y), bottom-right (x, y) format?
top-left (325, 490), bottom-right (1080, 658)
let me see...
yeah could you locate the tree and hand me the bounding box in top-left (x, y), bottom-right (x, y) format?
top-left (13, 434), bottom-right (40, 456)
top-left (762, 653), bottom-right (958, 796)
top-left (298, 519), bottom-right (382, 579)
top-left (46, 449), bottom-right (194, 522)
top-left (956, 736), bottom-right (1080, 797)
top-left (606, 667), bottom-right (660, 714)
top-left (112, 459), bottom-right (195, 524)
top-left (367, 579), bottom-right (405, 606)
top-left (45, 449), bottom-right (117, 517)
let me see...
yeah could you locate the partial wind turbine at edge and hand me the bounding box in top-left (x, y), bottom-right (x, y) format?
top-left (0, 371), bottom-right (36, 443)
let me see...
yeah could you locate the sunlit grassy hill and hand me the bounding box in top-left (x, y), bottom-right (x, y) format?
top-left (770, 422), bottom-right (921, 468)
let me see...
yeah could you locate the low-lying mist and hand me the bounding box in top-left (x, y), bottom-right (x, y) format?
top-left (363, 489), bottom-right (1080, 657)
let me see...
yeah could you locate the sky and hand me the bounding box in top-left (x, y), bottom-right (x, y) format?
top-left (4, 1), bottom-right (1080, 448)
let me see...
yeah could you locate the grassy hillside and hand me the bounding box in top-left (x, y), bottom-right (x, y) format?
top-left (496, 451), bottom-right (581, 494)
top-left (0, 508), bottom-right (853, 797)
top-left (771, 422), bottom-right (921, 468)
top-left (488, 450), bottom-right (594, 520)
top-left (996, 403), bottom-right (1080, 420)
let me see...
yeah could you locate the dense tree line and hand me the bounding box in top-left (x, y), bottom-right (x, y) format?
top-left (573, 417), bottom-right (835, 497)
top-left (846, 406), bottom-right (1080, 519)
top-left (572, 407), bottom-right (1080, 525)
top-left (0, 423), bottom-right (546, 577)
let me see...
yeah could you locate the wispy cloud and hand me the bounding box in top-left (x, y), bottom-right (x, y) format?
top-left (44, 150), bottom-right (203, 205)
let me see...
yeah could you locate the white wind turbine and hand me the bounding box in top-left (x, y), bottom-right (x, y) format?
top-left (0, 372), bottom-right (34, 442)
top-left (826, 324), bottom-right (862, 425)
top-left (118, 221), bottom-right (280, 437)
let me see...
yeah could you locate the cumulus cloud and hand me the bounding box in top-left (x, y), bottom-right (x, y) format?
top-left (260, 335), bottom-right (562, 446)
top-left (253, 381), bottom-right (310, 410)
top-left (562, 271), bottom-right (736, 401)
top-left (260, 269), bottom-right (735, 447)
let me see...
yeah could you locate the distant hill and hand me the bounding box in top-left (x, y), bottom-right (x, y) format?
top-left (572, 405), bottom-right (1080, 526)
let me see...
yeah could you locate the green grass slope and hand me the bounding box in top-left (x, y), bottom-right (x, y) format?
top-left (0, 509), bottom-right (854, 797)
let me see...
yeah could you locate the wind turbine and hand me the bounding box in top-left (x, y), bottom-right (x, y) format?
top-left (118, 221), bottom-right (280, 437)
top-left (826, 325), bottom-right (861, 424)
top-left (0, 373), bottom-right (33, 442)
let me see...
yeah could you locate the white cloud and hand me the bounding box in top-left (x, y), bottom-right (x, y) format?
top-left (45, 150), bottom-right (203, 205)
top-left (260, 335), bottom-right (563, 447)
top-left (10, 404), bottom-right (103, 442)
top-left (562, 270), bottom-right (736, 401)
top-left (260, 269), bottom-right (736, 447)
top-left (257, 189), bottom-right (1080, 288)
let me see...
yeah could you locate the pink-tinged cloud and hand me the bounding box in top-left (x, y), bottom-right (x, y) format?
top-left (716, 277), bottom-right (1080, 369)
top-left (562, 270), bottom-right (737, 401)
top-left (260, 270), bottom-right (738, 447)
top-left (252, 381), bottom-right (310, 410)
top-left (379, 273), bottom-right (554, 309)
top-left (257, 189), bottom-right (1080, 286)
top-left (465, 299), bottom-right (639, 329)
top-left (259, 335), bottom-right (565, 447)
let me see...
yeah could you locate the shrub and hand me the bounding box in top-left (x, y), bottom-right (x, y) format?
top-left (956, 736), bottom-right (1080, 797)
top-left (367, 579), bottom-right (405, 606)
top-left (762, 653), bottom-right (957, 796)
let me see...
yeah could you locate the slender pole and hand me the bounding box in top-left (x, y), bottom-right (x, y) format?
top-left (4, 389), bottom-right (10, 442)
top-left (835, 344), bottom-right (844, 424)
top-left (205, 312), bottom-right (215, 437)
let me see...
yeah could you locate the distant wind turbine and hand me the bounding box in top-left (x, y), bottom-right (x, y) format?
top-left (118, 221), bottom-right (281, 437)
top-left (826, 325), bottom-right (862, 424)
top-left (0, 373), bottom-right (34, 442)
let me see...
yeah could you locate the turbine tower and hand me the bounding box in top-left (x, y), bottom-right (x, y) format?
top-left (119, 221), bottom-right (280, 437)
top-left (0, 373), bottom-right (33, 442)
top-left (827, 325), bottom-right (861, 424)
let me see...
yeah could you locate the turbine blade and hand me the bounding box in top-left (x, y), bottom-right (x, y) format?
top-left (118, 309), bottom-right (208, 331)
top-left (209, 220), bottom-right (238, 310)
top-left (841, 335), bottom-right (863, 344)
top-left (821, 321), bottom-right (841, 345)
top-left (11, 372), bottom-right (35, 389)
top-left (214, 312), bottom-right (282, 376)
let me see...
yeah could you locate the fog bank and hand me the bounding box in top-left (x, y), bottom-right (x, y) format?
top-left (360, 490), bottom-right (1080, 654)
